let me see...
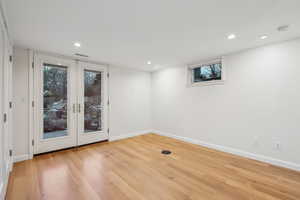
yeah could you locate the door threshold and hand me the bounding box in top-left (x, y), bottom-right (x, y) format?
top-left (34, 139), bottom-right (109, 156)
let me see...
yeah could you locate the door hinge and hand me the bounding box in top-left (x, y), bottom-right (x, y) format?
top-left (9, 55), bottom-right (12, 62)
top-left (107, 100), bottom-right (110, 106)
top-left (9, 149), bottom-right (12, 157)
top-left (9, 101), bottom-right (12, 109)
top-left (32, 140), bottom-right (34, 146)
top-left (32, 62), bottom-right (34, 68)
top-left (32, 101), bottom-right (34, 107)
top-left (107, 73), bottom-right (109, 78)
top-left (3, 113), bottom-right (7, 123)
top-left (107, 128), bottom-right (110, 134)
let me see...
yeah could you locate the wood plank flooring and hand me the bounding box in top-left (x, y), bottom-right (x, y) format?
top-left (6, 134), bottom-right (300, 200)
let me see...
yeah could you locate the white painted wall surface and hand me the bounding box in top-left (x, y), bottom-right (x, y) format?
top-left (152, 38), bottom-right (300, 168)
top-left (12, 47), bottom-right (29, 160)
top-left (109, 66), bottom-right (152, 140)
top-left (12, 47), bottom-right (152, 157)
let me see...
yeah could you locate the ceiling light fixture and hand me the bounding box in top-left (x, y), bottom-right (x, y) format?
top-left (227, 34), bottom-right (236, 40)
top-left (74, 42), bottom-right (81, 47)
top-left (147, 61), bottom-right (152, 65)
top-left (260, 35), bottom-right (268, 40)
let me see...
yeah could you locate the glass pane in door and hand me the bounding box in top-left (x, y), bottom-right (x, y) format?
top-left (84, 70), bottom-right (102, 133)
top-left (43, 64), bottom-right (68, 139)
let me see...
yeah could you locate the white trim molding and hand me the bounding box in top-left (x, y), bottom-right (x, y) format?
top-left (28, 49), bottom-right (34, 160)
top-left (0, 182), bottom-right (7, 200)
top-left (153, 130), bottom-right (300, 172)
top-left (0, 182), bottom-right (4, 200)
top-left (0, 168), bottom-right (9, 200)
top-left (109, 130), bottom-right (152, 142)
top-left (13, 154), bottom-right (30, 163)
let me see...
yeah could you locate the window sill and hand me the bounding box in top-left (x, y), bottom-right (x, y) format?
top-left (189, 80), bottom-right (225, 87)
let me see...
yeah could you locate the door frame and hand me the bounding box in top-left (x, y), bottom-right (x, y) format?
top-left (30, 52), bottom-right (110, 156)
top-left (3, 32), bottom-right (13, 172)
top-left (0, 18), bottom-right (4, 196)
top-left (28, 50), bottom-right (34, 159)
top-left (0, 17), bottom-right (13, 199)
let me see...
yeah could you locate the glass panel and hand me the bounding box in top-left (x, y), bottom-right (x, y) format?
top-left (43, 64), bottom-right (68, 139)
top-left (193, 63), bottom-right (222, 82)
top-left (84, 70), bottom-right (102, 133)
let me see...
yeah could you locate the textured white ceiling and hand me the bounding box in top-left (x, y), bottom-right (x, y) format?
top-left (4, 0), bottom-right (300, 71)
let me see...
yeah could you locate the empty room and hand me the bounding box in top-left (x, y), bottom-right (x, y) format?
top-left (1, 0), bottom-right (300, 199)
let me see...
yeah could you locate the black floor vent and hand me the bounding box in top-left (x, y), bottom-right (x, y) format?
top-left (161, 150), bottom-right (172, 155)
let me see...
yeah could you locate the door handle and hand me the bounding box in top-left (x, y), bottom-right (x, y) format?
top-left (78, 104), bottom-right (81, 113)
top-left (73, 104), bottom-right (76, 113)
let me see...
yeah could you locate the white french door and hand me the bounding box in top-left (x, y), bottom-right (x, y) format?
top-left (34, 54), bottom-right (77, 154)
top-left (34, 54), bottom-right (108, 154)
top-left (77, 62), bottom-right (108, 146)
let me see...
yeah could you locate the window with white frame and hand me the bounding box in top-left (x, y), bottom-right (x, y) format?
top-left (188, 59), bottom-right (224, 86)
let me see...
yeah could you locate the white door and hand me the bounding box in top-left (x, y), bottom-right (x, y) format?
top-left (34, 54), bottom-right (78, 154)
top-left (0, 26), bottom-right (12, 198)
top-left (77, 62), bottom-right (108, 145)
top-left (2, 32), bottom-right (12, 174)
top-left (33, 55), bottom-right (108, 154)
top-left (0, 23), bottom-right (4, 197)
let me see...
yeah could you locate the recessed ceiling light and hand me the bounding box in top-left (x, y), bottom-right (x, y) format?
top-left (260, 35), bottom-right (268, 40)
top-left (227, 34), bottom-right (236, 40)
top-left (74, 42), bottom-right (81, 47)
top-left (147, 61), bottom-right (152, 65)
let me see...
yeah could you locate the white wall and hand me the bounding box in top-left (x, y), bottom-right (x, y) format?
top-left (109, 66), bottom-right (152, 140)
top-left (12, 47), bottom-right (30, 160)
top-left (152, 38), bottom-right (300, 170)
top-left (12, 47), bottom-right (152, 158)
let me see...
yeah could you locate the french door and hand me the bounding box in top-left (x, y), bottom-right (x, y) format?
top-left (34, 54), bottom-right (108, 154)
top-left (77, 62), bottom-right (108, 145)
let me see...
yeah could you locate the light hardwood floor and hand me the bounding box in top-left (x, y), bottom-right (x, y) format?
top-left (6, 134), bottom-right (300, 200)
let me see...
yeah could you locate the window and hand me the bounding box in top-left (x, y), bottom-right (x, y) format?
top-left (84, 70), bottom-right (102, 133)
top-left (43, 64), bottom-right (68, 139)
top-left (188, 59), bottom-right (224, 86)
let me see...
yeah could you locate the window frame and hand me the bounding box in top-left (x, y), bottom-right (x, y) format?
top-left (187, 58), bottom-right (225, 87)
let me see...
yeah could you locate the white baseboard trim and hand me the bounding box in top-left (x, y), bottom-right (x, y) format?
top-left (0, 167), bottom-right (10, 200)
top-left (0, 182), bottom-right (4, 200)
top-left (153, 130), bottom-right (300, 172)
top-left (13, 154), bottom-right (30, 163)
top-left (109, 130), bottom-right (152, 142)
